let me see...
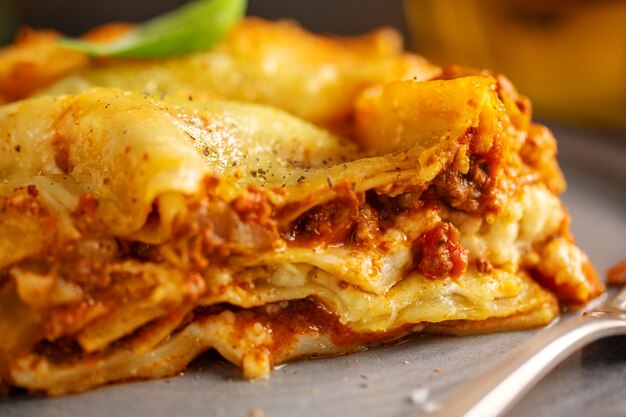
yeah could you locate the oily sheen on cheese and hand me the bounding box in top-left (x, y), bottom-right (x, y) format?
top-left (0, 18), bottom-right (601, 395)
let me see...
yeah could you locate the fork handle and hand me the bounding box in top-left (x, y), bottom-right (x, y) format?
top-left (423, 316), bottom-right (626, 417)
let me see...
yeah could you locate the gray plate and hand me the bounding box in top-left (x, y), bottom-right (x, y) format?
top-left (1, 125), bottom-right (625, 417)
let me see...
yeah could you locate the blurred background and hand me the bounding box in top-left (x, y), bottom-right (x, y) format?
top-left (0, 0), bottom-right (410, 42)
top-left (0, 0), bottom-right (624, 129)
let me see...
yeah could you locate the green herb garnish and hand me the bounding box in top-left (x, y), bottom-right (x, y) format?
top-left (57, 0), bottom-right (247, 58)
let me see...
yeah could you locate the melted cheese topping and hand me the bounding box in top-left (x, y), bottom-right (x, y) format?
top-left (35, 19), bottom-right (439, 125)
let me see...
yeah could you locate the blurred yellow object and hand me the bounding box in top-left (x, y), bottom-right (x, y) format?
top-left (405, 0), bottom-right (626, 129)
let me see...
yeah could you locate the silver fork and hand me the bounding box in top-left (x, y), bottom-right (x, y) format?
top-left (416, 284), bottom-right (626, 417)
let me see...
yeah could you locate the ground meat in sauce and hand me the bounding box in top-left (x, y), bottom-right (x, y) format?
top-left (432, 153), bottom-right (503, 214)
top-left (34, 338), bottom-right (83, 364)
top-left (350, 203), bottom-right (382, 246)
top-left (287, 193), bottom-right (360, 246)
top-left (117, 240), bottom-right (160, 262)
top-left (475, 258), bottom-right (493, 274)
top-left (413, 222), bottom-right (468, 280)
top-left (0, 185), bottom-right (52, 218)
top-left (0, 269), bottom-right (9, 291)
top-left (364, 190), bottom-right (422, 230)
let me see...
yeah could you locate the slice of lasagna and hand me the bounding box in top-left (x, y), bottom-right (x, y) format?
top-left (0, 19), bottom-right (601, 395)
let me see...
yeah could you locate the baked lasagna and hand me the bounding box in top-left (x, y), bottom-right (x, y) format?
top-left (0, 18), bottom-right (602, 395)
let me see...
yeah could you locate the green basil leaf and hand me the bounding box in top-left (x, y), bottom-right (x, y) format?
top-left (57, 0), bottom-right (247, 58)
